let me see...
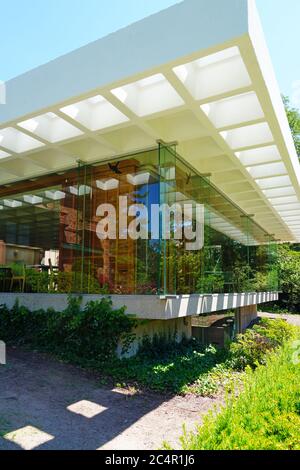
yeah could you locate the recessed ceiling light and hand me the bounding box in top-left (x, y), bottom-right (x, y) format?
top-left (111, 74), bottom-right (184, 116)
top-left (19, 113), bottom-right (83, 143)
top-left (127, 172), bottom-right (151, 186)
top-left (69, 185), bottom-right (91, 196)
top-left (173, 46), bottom-right (252, 100)
top-left (0, 127), bottom-right (45, 153)
top-left (0, 149), bottom-right (11, 159)
top-left (45, 190), bottom-right (66, 200)
top-left (256, 175), bottom-right (291, 189)
top-left (87, 95), bottom-right (105, 105)
top-left (23, 195), bottom-right (43, 205)
top-left (96, 178), bottom-right (119, 191)
top-left (3, 199), bottom-right (22, 208)
top-left (201, 92), bottom-right (264, 129)
top-left (61, 95), bottom-right (129, 131)
top-left (45, 112), bottom-right (57, 119)
top-left (221, 122), bottom-right (273, 149)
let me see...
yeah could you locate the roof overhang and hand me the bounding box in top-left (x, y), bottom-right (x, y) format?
top-left (0, 0), bottom-right (300, 242)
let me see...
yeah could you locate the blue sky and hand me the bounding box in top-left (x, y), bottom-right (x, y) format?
top-left (0, 0), bottom-right (299, 107)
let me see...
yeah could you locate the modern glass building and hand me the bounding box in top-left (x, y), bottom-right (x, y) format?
top-left (0, 0), bottom-right (299, 334)
top-left (0, 144), bottom-right (279, 297)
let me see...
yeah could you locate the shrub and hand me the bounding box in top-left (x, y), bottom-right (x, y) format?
top-left (273, 244), bottom-right (300, 312)
top-left (196, 274), bottom-right (224, 294)
top-left (24, 270), bottom-right (108, 294)
top-left (229, 318), bottom-right (296, 369)
top-left (0, 297), bottom-right (136, 363)
top-left (105, 340), bottom-right (230, 395)
top-left (178, 338), bottom-right (300, 450)
top-left (25, 269), bottom-right (51, 293)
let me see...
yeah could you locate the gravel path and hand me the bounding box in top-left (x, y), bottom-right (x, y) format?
top-left (0, 348), bottom-right (221, 450)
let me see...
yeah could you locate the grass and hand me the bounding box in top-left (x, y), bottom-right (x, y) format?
top-left (173, 337), bottom-right (300, 450)
top-left (103, 318), bottom-right (297, 396)
top-left (258, 303), bottom-right (300, 315)
top-left (0, 417), bottom-right (10, 437)
top-left (1, 298), bottom-right (298, 401)
top-left (104, 341), bottom-right (236, 396)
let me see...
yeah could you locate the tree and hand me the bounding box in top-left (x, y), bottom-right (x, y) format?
top-left (283, 96), bottom-right (300, 158)
top-left (277, 244), bottom-right (300, 312)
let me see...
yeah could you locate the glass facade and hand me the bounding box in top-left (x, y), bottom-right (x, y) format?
top-left (0, 144), bottom-right (278, 295)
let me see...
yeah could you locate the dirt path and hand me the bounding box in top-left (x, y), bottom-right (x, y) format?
top-left (0, 348), bottom-right (221, 450)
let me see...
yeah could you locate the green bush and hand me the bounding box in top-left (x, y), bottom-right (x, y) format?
top-left (106, 341), bottom-right (229, 395)
top-left (25, 269), bottom-right (51, 293)
top-left (178, 338), bottom-right (300, 450)
top-left (229, 318), bottom-right (296, 369)
top-left (23, 270), bottom-right (109, 294)
top-left (196, 273), bottom-right (224, 294)
top-left (0, 297), bottom-right (136, 363)
top-left (277, 244), bottom-right (300, 312)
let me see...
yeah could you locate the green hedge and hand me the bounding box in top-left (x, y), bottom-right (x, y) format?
top-left (0, 297), bottom-right (136, 363)
top-left (228, 317), bottom-right (297, 369)
top-left (178, 338), bottom-right (300, 450)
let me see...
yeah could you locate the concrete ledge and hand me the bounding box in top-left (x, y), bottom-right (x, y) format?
top-left (165, 292), bottom-right (278, 319)
top-left (0, 291), bottom-right (278, 320)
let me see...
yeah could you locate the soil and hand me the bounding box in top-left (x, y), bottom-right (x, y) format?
top-left (0, 348), bottom-right (221, 450)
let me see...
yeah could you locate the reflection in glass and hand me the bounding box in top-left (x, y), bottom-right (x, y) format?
top-left (0, 145), bottom-right (278, 295)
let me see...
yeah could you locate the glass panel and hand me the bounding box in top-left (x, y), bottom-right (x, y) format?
top-left (82, 149), bottom-right (160, 294)
top-left (157, 146), bottom-right (279, 295)
top-left (0, 144), bottom-right (278, 295)
top-left (158, 143), bottom-right (177, 295)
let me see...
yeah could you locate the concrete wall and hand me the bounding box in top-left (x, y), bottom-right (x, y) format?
top-left (235, 304), bottom-right (258, 333)
top-left (192, 326), bottom-right (231, 349)
top-left (118, 316), bottom-right (192, 358)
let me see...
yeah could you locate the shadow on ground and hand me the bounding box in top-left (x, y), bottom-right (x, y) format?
top-left (0, 348), bottom-right (219, 450)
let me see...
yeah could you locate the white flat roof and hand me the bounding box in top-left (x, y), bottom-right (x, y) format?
top-left (0, 0), bottom-right (300, 242)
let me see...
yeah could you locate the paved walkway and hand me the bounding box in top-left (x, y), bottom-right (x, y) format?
top-left (0, 348), bottom-right (220, 450)
top-left (259, 312), bottom-right (300, 327)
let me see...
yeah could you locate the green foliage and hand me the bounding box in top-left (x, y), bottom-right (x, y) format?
top-left (229, 318), bottom-right (296, 370)
top-left (105, 340), bottom-right (230, 395)
top-left (178, 338), bottom-right (300, 450)
top-left (284, 96), bottom-right (300, 158)
top-left (108, 319), bottom-right (297, 396)
top-left (22, 270), bottom-right (109, 294)
top-left (196, 273), bottom-right (224, 294)
top-left (176, 252), bottom-right (202, 294)
top-left (277, 244), bottom-right (300, 311)
top-left (0, 297), bottom-right (136, 363)
top-left (8, 262), bottom-right (25, 276)
top-left (25, 269), bottom-right (51, 293)
top-left (251, 272), bottom-right (269, 292)
top-left (232, 264), bottom-right (253, 292)
top-left (258, 303), bottom-right (299, 315)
